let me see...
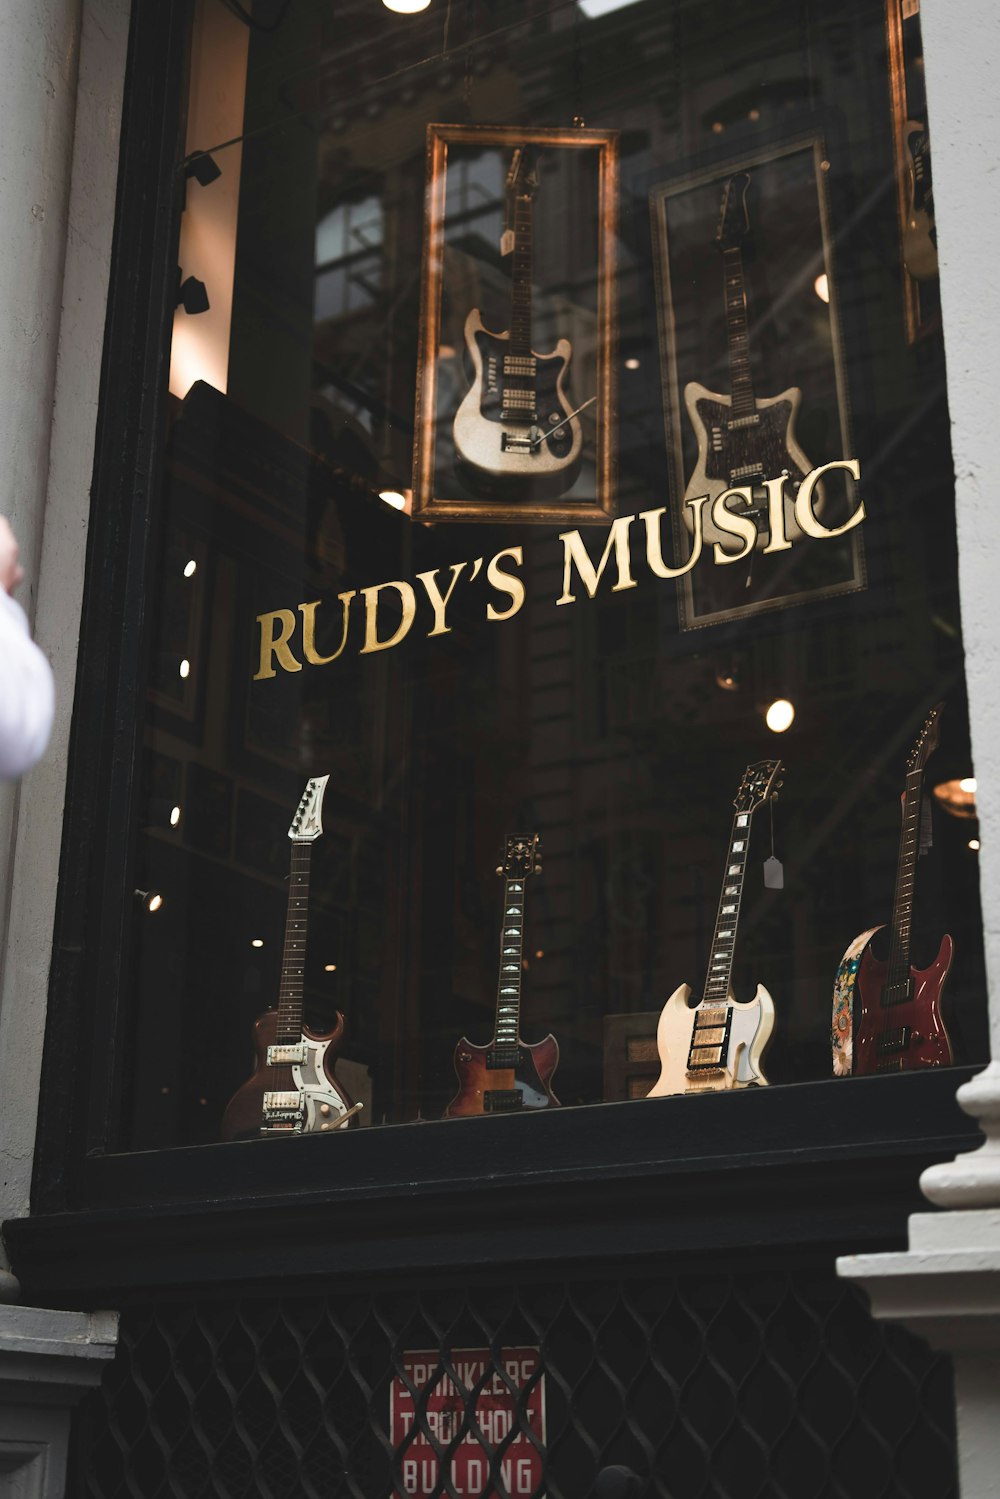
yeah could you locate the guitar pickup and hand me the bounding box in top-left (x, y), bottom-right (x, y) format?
top-left (486, 1048), bottom-right (524, 1069)
top-left (262, 1090), bottom-right (303, 1124)
top-left (876, 1025), bottom-right (912, 1054)
top-left (882, 979), bottom-right (914, 1006)
top-left (484, 1089), bottom-right (523, 1113)
top-left (267, 1044), bottom-right (307, 1066)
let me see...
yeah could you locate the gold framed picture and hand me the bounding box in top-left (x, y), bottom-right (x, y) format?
top-left (412, 123), bottom-right (619, 526)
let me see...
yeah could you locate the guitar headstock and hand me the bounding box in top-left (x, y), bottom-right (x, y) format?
top-left (907, 702), bottom-right (945, 772)
top-left (506, 145), bottom-right (540, 199)
top-left (288, 775), bottom-right (330, 842)
top-left (497, 833), bottom-right (541, 882)
top-left (734, 760), bottom-right (783, 815)
top-left (716, 170), bottom-right (752, 251)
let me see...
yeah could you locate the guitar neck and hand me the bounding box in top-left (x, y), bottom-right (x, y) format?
top-left (721, 246), bottom-right (756, 419)
top-left (886, 769), bottom-right (924, 996)
top-left (275, 841), bottom-right (311, 1042)
top-left (702, 810), bottom-right (754, 1005)
top-left (509, 192), bottom-right (533, 359)
top-left (494, 875), bottom-right (526, 1046)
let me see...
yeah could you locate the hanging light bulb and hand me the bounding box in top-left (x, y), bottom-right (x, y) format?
top-left (382, 0), bottom-right (431, 12)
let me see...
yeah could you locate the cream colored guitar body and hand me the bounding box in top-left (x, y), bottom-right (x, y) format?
top-left (647, 982), bottom-right (774, 1097)
top-left (682, 383), bottom-right (817, 553)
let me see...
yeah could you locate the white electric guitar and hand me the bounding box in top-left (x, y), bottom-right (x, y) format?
top-left (220, 776), bottom-right (362, 1140)
top-left (648, 760), bottom-right (783, 1097)
top-left (682, 171), bottom-right (820, 554)
top-left (452, 145), bottom-right (584, 499)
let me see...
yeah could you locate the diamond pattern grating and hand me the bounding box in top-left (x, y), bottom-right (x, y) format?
top-left (72, 1264), bottom-right (957, 1499)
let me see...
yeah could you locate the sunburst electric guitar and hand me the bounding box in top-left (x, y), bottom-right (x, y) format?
top-left (648, 760), bottom-right (783, 1097)
top-left (452, 146), bottom-right (584, 500)
top-left (221, 776), bottom-right (362, 1139)
top-left (832, 704), bottom-right (954, 1077)
top-left (445, 834), bottom-right (560, 1117)
top-left (683, 171), bottom-right (821, 554)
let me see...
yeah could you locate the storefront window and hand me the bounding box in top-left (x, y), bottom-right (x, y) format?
top-left (124, 0), bottom-right (985, 1149)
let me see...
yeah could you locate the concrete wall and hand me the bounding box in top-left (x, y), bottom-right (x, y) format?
top-left (0, 0), bottom-right (131, 1240)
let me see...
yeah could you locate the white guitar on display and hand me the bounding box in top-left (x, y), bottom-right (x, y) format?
top-left (647, 760), bottom-right (782, 1097)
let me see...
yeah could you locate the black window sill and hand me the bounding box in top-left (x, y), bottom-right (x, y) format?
top-left (7, 1069), bottom-right (982, 1302)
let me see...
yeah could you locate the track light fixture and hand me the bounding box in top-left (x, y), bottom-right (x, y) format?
top-left (184, 152), bottom-right (222, 187)
top-left (177, 274), bottom-right (210, 315)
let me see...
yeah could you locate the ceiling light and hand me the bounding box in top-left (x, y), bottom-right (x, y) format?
top-left (382, 0), bottom-right (431, 11)
top-left (169, 805), bottom-right (181, 827)
top-left (969, 839), bottom-right (981, 851)
top-left (179, 659), bottom-right (190, 679)
top-left (933, 778), bottom-right (978, 820)
top-left (183, 559), bottom-right (197, 578)
top-left (184, 152), bottom-right (222, 187)
top-left (379, 489), bottom-right (407, 510)
top-left (251, 938), bottom-right (264, 949)
top-left (624, 357), bottom-right (640, 371)
top-left (580, 0), bottom-right (637, 15)
top-left (324, 963), bottom-right (338, 971)
top-left (765, 699), bottom-right (795, 733)
top-left (147, 893), bottom-right (163, 913)
top-left (814, 273), bottom-right (830, 303)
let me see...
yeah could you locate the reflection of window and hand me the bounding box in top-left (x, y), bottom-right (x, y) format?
top-left (443, 151), bottom-right (505, 250)
top-left (314, 196), bottom-right (383, 320)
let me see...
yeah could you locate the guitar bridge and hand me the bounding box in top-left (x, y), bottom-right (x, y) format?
top-left (484, 1089), bottom-right (523, 1113)
top-left (262, 1090), bottom-right (304, 1130)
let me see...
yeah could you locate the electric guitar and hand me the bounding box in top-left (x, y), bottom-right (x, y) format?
top-left (682, 171), bottom-right (820, 554)
top-left (833, 704), bottom-right (954, 1077)
top-left (647, 760), bottom-right (782, 1097)
top-left (452, 146), bottom-right (584, 499)
top-left (902, 121), bottom-right (938, 282)
top-left (221, 777), bottom-right (361, 1139)
top-left (445, 834), bottom-right (560, 1117)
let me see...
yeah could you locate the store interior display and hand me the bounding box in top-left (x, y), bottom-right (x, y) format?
top-left (831, 702), bottom-right (954, 1078)
top-left (445, 833), bottom-right (561, 1117)
top-left (117, 0), bottom-right (988, 1152)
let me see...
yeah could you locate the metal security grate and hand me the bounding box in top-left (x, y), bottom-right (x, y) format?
top-left (72, 1264), bottom-right (957, 1499)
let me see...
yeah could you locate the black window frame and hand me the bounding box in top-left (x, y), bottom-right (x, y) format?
top-left (15, 0), bottom-right (984, 1299)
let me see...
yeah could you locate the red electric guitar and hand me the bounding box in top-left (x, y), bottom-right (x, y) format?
top-left (444, 834), bottom-right (560, 1117)
top-left (841, 704), bottom-right (954, 1076)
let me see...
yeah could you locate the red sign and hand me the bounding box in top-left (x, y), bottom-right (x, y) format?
top-left (390, 1346), bottom-right (545, 1498)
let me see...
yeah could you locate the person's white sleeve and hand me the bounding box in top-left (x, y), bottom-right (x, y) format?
top-left (0, 590), bottom-right (55, 779)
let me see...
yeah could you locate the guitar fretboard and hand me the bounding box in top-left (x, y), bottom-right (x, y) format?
top-left (509, 192), bottom-right (534, 361)
top-left (494, 877), bottom-right (525, 1047)
top-left (702, 811), bottom-right (753, 1005)
top-left (885, 769), bottom-right (924, 1002)
top-left (722, 247), bottom-right (756, 419)
top-left (276, 842), bottom-right (311, 1042)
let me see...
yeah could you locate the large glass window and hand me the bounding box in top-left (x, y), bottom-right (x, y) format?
top-left (122, 0), bottom-right (985, 1149)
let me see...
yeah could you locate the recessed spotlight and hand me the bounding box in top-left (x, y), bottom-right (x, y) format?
top-left (814, 273), bottom-right (830, 304)
top-left (179, 659), bottom-right (190, 679)
top-left (169, 805), bottom-right (181, 827)
top-left (765, 699), bottom-right (795, 733)
top-left (251, 938), bottom-right (264, 949)
top-left (969, 839), bottom-right (981, 851)
top-left (183, 559), bottom-right (197, 578)
top-left (378, 489), bottom-right (407, 511)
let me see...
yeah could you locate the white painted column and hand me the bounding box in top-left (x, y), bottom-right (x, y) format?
top-left (0, 0), bottom-right (130, 1241)
top-left (839, 4), bottom-right (1000, 1496)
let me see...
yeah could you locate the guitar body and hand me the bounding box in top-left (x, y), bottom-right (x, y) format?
top-left (647, 982), bottom-right (774, 1097)
top-left (220, 1007), bottom-right (356, 1140)
top-left (453, 310), bottom-right (582, 497)
top-left (445, 1033), bottom-right (560, 1117)
top-left (902, 121), bottom-right (938, 282)
top-left (851, 931), bottom-right (954, 1076)
top-left (683, 383), bottom-right (818, 552)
